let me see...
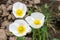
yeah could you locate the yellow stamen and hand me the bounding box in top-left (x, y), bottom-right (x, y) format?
top-left (16, 9), bottom-right (23, 16)
top-left (17, 25), bottom-right (25, 34)
top-left (33, 19), bottom-right (41, 25)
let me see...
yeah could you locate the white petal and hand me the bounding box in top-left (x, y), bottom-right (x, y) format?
top-left (12, 31), bottom-right (27, 37)
top-left (12, 2), bottom-right (27, 18)
top-left (14, 20), bottom-right (27, 25)
top-left (25, 16), bottom-right (34, 28)
top-left (9, 23), bottom-right (19, 33)
top-left (13, 2), bottom-right (27, 11)
top-left (31, 12), bottom-right (45, 20)
top-left (26, 25), bottom-right (31, 33)
top-left (25, 16), bottom-right (34, 25)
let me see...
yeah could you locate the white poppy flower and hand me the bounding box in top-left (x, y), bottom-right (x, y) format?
top-left (12, 2), bottom-right (27, 18)
top-left (25, 12), bottom-right (45, 29)
top-left (9, 20), bottom-right (31, 37)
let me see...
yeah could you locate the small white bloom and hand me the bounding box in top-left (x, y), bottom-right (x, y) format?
top-left (25, 12), bottom-right (45, 29)
top-left (9, 20), bottom-right (31, 37)
top-left (12, 2), bottom-right (27, 18)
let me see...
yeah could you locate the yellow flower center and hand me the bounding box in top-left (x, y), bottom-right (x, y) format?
top-left (17, 25), bottom-right (26, 34)
top-left (16, 9), bottom-right (23, 16)
top-left (33, 19), bottom-right (41, 25)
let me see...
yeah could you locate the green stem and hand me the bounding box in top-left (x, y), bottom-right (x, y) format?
top-left (43, 33), bottom-right (46, 40)
top-left (16, 37), bottom-right (25, 40)
top-left (32, 29), bottom-right (35, 40)
top-left (37, 29), bottom-right (41, 40)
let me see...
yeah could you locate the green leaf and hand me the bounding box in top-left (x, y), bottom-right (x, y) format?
top-left (41, 24), bottom-right (47, 33)
top-left (41, 24), bottom-right (49, 40)
top-left (53, 38), bottom-right (59, 40)
top-left (16, 37), bottom-right (25, 40)
top-left (27, 11), bottom-right (32, 15)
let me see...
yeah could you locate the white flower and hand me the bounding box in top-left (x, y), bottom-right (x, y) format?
top-left (25, 12), bottom-right (45, 29)
top-left (9, 20), bottom-right (31, 37)
top-left (12, 2), bottom-right (27, 18)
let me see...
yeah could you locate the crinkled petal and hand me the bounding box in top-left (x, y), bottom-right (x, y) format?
top-left (31, 12), bottom-right (45, 20)
top-left (12, 2), bottom-right (27, 18)
top-left (9, 23), bottom-right (19, 33)
top-left (25, 16), bottom-right (45, 29)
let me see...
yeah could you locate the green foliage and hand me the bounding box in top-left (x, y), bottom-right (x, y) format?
top-left (16, 37), bottom-right (25, 40)
top-left (53, 38), bottom-right (59, 40)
